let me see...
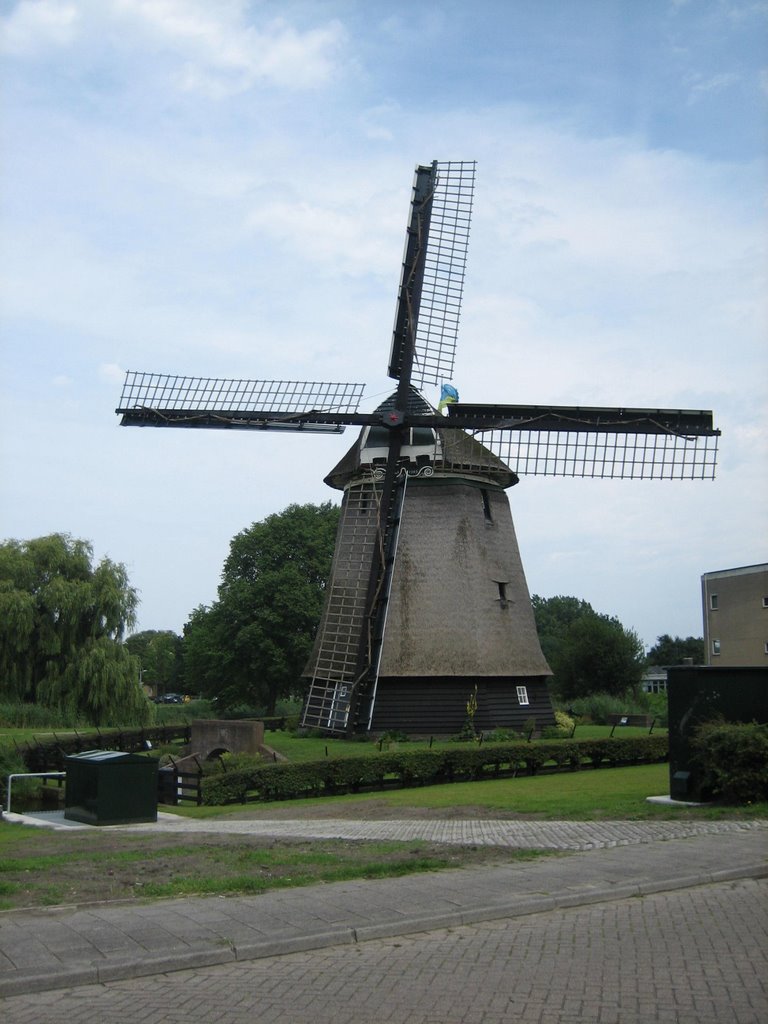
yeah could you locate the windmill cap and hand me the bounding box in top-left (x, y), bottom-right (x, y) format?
top-left (323, 387), bottom-right (518, 490)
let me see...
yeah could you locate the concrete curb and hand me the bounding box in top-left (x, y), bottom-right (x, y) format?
top-left (2, 860), bottom-right (765, 998)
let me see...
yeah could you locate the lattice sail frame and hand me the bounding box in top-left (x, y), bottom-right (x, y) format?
top-left (469, 427), bottom-right (719, 481)
top-left (117, 372), bottom-right (365, 432)
top-left (390, 160), bottom-right (476, 390)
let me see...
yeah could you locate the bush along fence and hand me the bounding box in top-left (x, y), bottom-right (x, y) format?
top-left (691, 721), bottom-right (768, 805)
top-left (13, 725), bottom-right (192, 772)
top-left (201, 735), bottom-right (669, 806)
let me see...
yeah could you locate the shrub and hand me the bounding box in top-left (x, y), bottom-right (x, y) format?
top-left (0, 743), bottom-right (37, 808)
top-left (152, 700), bottom-right (213, 725)
top-left (555, 709), bottom-right (575, 733)
top-left (692, 720), bottom-right (768, 805)
top-left (640, 691), bottom-right (669, 728)
top-left (205, 752), bottom-right (264, 774)
top-left (541, 710), bottom-right (575, 740)
top-left (570, 692), bottom-right (648, 725)
top-left (482, 728), bottom-right (520, 743)
top-left (394, 749), bottom-right (445, 786)
top-left (377, 730), bottom-right (410, 745)
top-left (199, 735), bottom-right (668, 804)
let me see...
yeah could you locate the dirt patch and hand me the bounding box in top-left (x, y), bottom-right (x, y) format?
top-left (0, 826), bottom-right (536, 912)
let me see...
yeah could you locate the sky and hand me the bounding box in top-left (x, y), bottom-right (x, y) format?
top-left (1, 0), bottom-right (766, 653)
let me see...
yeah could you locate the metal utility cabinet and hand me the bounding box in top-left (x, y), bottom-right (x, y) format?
top-left (64, 750), bottom-right (158, 825)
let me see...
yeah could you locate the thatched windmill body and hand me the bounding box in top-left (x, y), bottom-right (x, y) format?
top-left (116, 161), bottom-right (720, 736)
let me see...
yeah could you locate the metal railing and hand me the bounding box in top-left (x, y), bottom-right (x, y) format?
top-left (4, 772), bottom-right (65, 815)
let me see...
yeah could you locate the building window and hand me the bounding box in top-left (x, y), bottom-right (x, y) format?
top-left (764, 642), bottom-right (768, 655)
top-left (710, 593), bottom-right (718, 610)
top-left (497, 582), bottom-right (508, 609)
top-left (763, 597), bottom-right (768, 608)
top-left (516, 685), bottom-right (529, 705)
top-left (712, 639), bottom-right (721, 656)
top-left (643, 678), bottom-right (668, 694)
top-left (481, 488), bottom-right (493, 523)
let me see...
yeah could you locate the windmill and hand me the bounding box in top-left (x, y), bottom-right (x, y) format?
top-left (116, 160), bottom-right (720, 737)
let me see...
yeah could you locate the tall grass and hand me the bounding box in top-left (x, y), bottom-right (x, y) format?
top-left (0, 701), bottom-right (89, 730)
top-left (566, 691), bottom-right (668, 727)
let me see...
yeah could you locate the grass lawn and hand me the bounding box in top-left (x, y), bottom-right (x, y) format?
top-left (167, 761), bottom-right (767, 822)
top-left (2, 759), bottom-right (765, 911)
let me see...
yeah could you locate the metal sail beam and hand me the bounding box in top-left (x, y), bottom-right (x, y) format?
top-left (388, 162), bottom-right (437, 383)
top-left (443, 403), bottom-right (718, 436)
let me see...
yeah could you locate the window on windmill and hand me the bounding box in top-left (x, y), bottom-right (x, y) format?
top-left (411, 427), bottom-right (436, 446)
top-left (366, 426), bottom-right (390, 447)
top-left (481, 488), bottom-right (493, 523)
top-left (360, 425), bottom-right (440, 466)
top-left (712, 639), bottom-right (721, 656)
top-left (710, 593), bottom-right (719, 610)
top-left (762, 596), bottom-right (768, 608)
top-left (497, 582), bottom-right (508, 608)
top-left (516, 686), bottom-right (530, 706)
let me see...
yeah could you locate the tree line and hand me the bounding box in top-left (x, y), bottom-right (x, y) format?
top-left (1, 505), bottom-right (703, 724)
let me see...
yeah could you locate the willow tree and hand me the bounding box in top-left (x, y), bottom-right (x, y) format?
top-left (0, 534), bottom-right (149, 725)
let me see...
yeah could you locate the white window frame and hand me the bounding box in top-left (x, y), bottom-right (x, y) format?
top-left (712, 639), bottom-right (721, 656)
top-left (710, 593), bottom-right (718, 610)
top-left (516, 685), bottom-right (530, 706)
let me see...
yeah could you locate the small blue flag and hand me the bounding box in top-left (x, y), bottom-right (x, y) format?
top-left (437, 383), bottom-right (459, 413)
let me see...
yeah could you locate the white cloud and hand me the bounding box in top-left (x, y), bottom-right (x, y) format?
top-left (685, 70), bottom-right (741, 104)
top-left (359, 103), bottom-right (399, 142)
top-left (113, 0), bottom-right (347, 94)
top-left (0, 0), bottom-right (79, 55)
top-left (2, 0), bottom-right (348, 93)
top-left (245, 196), bottom-right (401, 278)
top-left (99, 362), bottom-right (125, 382)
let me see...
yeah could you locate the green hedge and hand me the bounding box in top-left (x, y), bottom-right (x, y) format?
top-left (201, 735), bottom-right (669, 805)
top-left (692, 721), bottom-right (768, 805)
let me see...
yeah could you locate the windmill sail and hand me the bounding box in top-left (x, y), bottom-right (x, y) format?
top-left (389, 160), bottom-right (475, 388)
top-left (443, 403), bottom-right (719, 480)
top-left (116, 373), bottom-right (365, 432)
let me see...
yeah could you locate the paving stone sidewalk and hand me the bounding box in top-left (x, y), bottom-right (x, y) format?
top-left (6, 808), bottom-right (768, 850)
top-left (0, 814), bottom-right (765, 998)
top-left (5, 878), bottom-right (766, 1024)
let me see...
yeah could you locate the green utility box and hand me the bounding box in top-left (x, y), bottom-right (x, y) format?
top-left (64, 750), bottom-right (158, 825)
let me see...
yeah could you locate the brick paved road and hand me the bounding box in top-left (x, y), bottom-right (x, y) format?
top-left (4, 878), bottom-right (766, 1024)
